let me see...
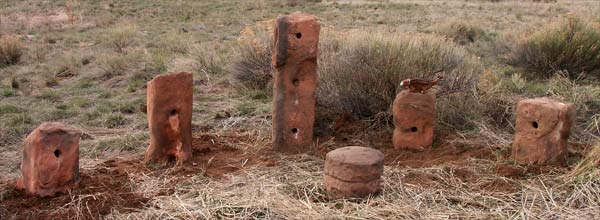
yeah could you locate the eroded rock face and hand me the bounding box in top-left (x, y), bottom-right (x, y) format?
top-left (271, 12), bottom-right (320, 153)
top-left (324, 146), bottom-right (384, 199)
top-left (16, 122), bottom-right (80, 197)
top-left (512, 98), bottom-right (576, 165)
top-left (145, 72), bottom-right (193, 165)
top-left (393, 90), bottom-right (436, 150)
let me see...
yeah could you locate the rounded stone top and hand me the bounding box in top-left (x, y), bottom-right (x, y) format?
top-left (325, 146), bottom-right (384, 182)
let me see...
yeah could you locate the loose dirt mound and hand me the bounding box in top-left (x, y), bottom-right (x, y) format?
top-left (170, 134), bottom-right (276, 177)
top-left (0, 133), bottom-right (274, 219)
top-left (0, 164), bottom-right (149, 219)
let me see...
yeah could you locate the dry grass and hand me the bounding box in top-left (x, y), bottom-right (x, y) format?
top-left (96, 129), bottom-right (599, 220)
top-left (317, 31), bottom-right (483, 128)
top-left (0, 36), bottom-right (24, 68)
top-left (510, 16), bottom-right (600, 79)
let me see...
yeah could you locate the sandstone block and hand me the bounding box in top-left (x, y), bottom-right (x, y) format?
top-left (16, 122), bottom-right (80, 197)
top-left (393, 90), bottom-right (436, 149)
top-left (145, 72), bottom-right (193, 165)
top-left (271, 12), bottom-right (320, 153)
top-left (324, 146), bottom-right (384, 199)
top-left (512, 98), bottom-right (576, 165)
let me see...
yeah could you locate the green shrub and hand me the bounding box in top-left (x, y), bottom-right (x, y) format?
top-left (105, 23), bottom-right (138, 53)
top-left (432, 21), bottom-right (486, 45)
top-left (103, 112), bottom-right (128, 128)
top-left (510, 16), bottom-right (600, 79)
top-left (0, 36), bottom-right (24, 68)
top-left (317, 31), bottom-right (484, 127)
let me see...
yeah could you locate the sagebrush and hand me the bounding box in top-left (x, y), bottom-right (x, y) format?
top-left (510, 16), bottom-right (600, 79)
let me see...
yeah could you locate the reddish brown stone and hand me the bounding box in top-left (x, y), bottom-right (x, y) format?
top-left (512, 98), bottom-right (576, 165)
top-left (392, 90), bottom-right (436, 150)
top-left (145, 72), bottom-right (193, 165)
top-left (16, 122), bottom-right (80, 197)
top-left (324, 146), bottom-right (384, 199)
top-left (271, 12), bottom-right (320, 153)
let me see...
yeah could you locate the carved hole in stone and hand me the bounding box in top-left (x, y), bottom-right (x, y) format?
top-left (411, 127), bottom-right (418, 132)
top-left (167, 155), bottom-right (177, 163)
top-left (291, 128), bottom-right (299, 134)
top-left (170, 109), bottom-right (178, 116)
top-left (532, 121), bottom-right (539, 129)
top-left (296, 33), bottom-right (302, 39)
top-left (292, 78), bottom-right (300, 87)
top-left (54, 149), bottom-right (61, 158)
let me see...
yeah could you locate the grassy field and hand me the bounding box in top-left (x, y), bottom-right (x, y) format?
top-left (1, 0), bottom-right (599, 219)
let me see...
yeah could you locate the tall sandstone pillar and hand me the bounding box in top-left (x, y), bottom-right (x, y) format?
top-left (145, 72), bottom-right (193, 165)
top-left (271, 12), bottom-right (320, 153)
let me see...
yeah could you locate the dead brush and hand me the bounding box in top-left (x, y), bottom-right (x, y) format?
top-left (317, 31), bottom-right (484, 130)
top-left (0, 36), bottom-right (24, 68)
top-left (229, 20), bottom-right (274, 91)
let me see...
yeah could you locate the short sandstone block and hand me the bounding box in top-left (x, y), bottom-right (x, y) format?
top-left (393, 90), bottom-right (436, 149)
top-left (145, 72), bottom-right (193, 165)
top-left (512, 98), bottom-right (576, 165)
top-left (324, 146), bottom-right (384, 199)
top-left (16, 122), bottom-right (80, 197)
top-left (271, 12), bottom-right (320, 154)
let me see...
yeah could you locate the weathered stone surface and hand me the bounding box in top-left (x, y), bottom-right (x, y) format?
top-left (324, 146), bottom-right (384, 199)
top-left (324, 175), bottom-right (382, 200)
top-left (325, 146), bottom-right (384, 182)
top-left (393, 90), bottom-right (436, 149)
top-left (16, 122), bottom-right (80, 197)
top-left (512, 98), bottom-right (576, 165)
top-left (145, 72), bottom-right (193, 165)
top-left (271, 12), bottom-right (320, 154)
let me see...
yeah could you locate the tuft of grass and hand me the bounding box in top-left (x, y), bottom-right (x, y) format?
top-left (36, 90), bottom-right (60, 102)
top-left (97, 52), bottom-right (138, 79)
top-left (566, 142), bottom-right (600, 183)
top-left (431, 21), bottom-right (486, 45)
top-left (0, 88), bottom-right (16, 97)
top-left (0, 36), bottom-right (24, 68)
top-left (191, 42), bottom-right (227, 76)
top-left (0, 104), bottom-right (24, 114)
top-left (510, 16), bottom-right (600, 79)
top-left (229, 21), bottom-right (273, 91)
top-left (103, 112), bottom-right (128, 128)
top-left (104, 23), bottom-right (139, 53)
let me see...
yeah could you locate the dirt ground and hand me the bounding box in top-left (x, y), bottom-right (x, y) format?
top-left (1, 128), bottom-right (579, 219)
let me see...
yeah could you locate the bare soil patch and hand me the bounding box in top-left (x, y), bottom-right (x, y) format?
top-left (0, 132), bottom-right (274, 219)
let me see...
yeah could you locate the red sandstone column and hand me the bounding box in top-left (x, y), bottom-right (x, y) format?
top-left (393, 90), bottom-right (436, 149)
top-left (145, 72), bottom-right (193, 165)
top-left (512, 98), bottom-right (576, 165)
top-left (271, 12), bottom-right (320, 153)
top-left (16, 122), bottom-right (80, 197)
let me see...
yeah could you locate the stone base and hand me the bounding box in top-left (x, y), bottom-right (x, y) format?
top-left (512, 98), bottom-right (576, 165)
top-left (393, 90), bottom-right (436, 149)
top-left (17, 122), bottom-right (80, 197)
